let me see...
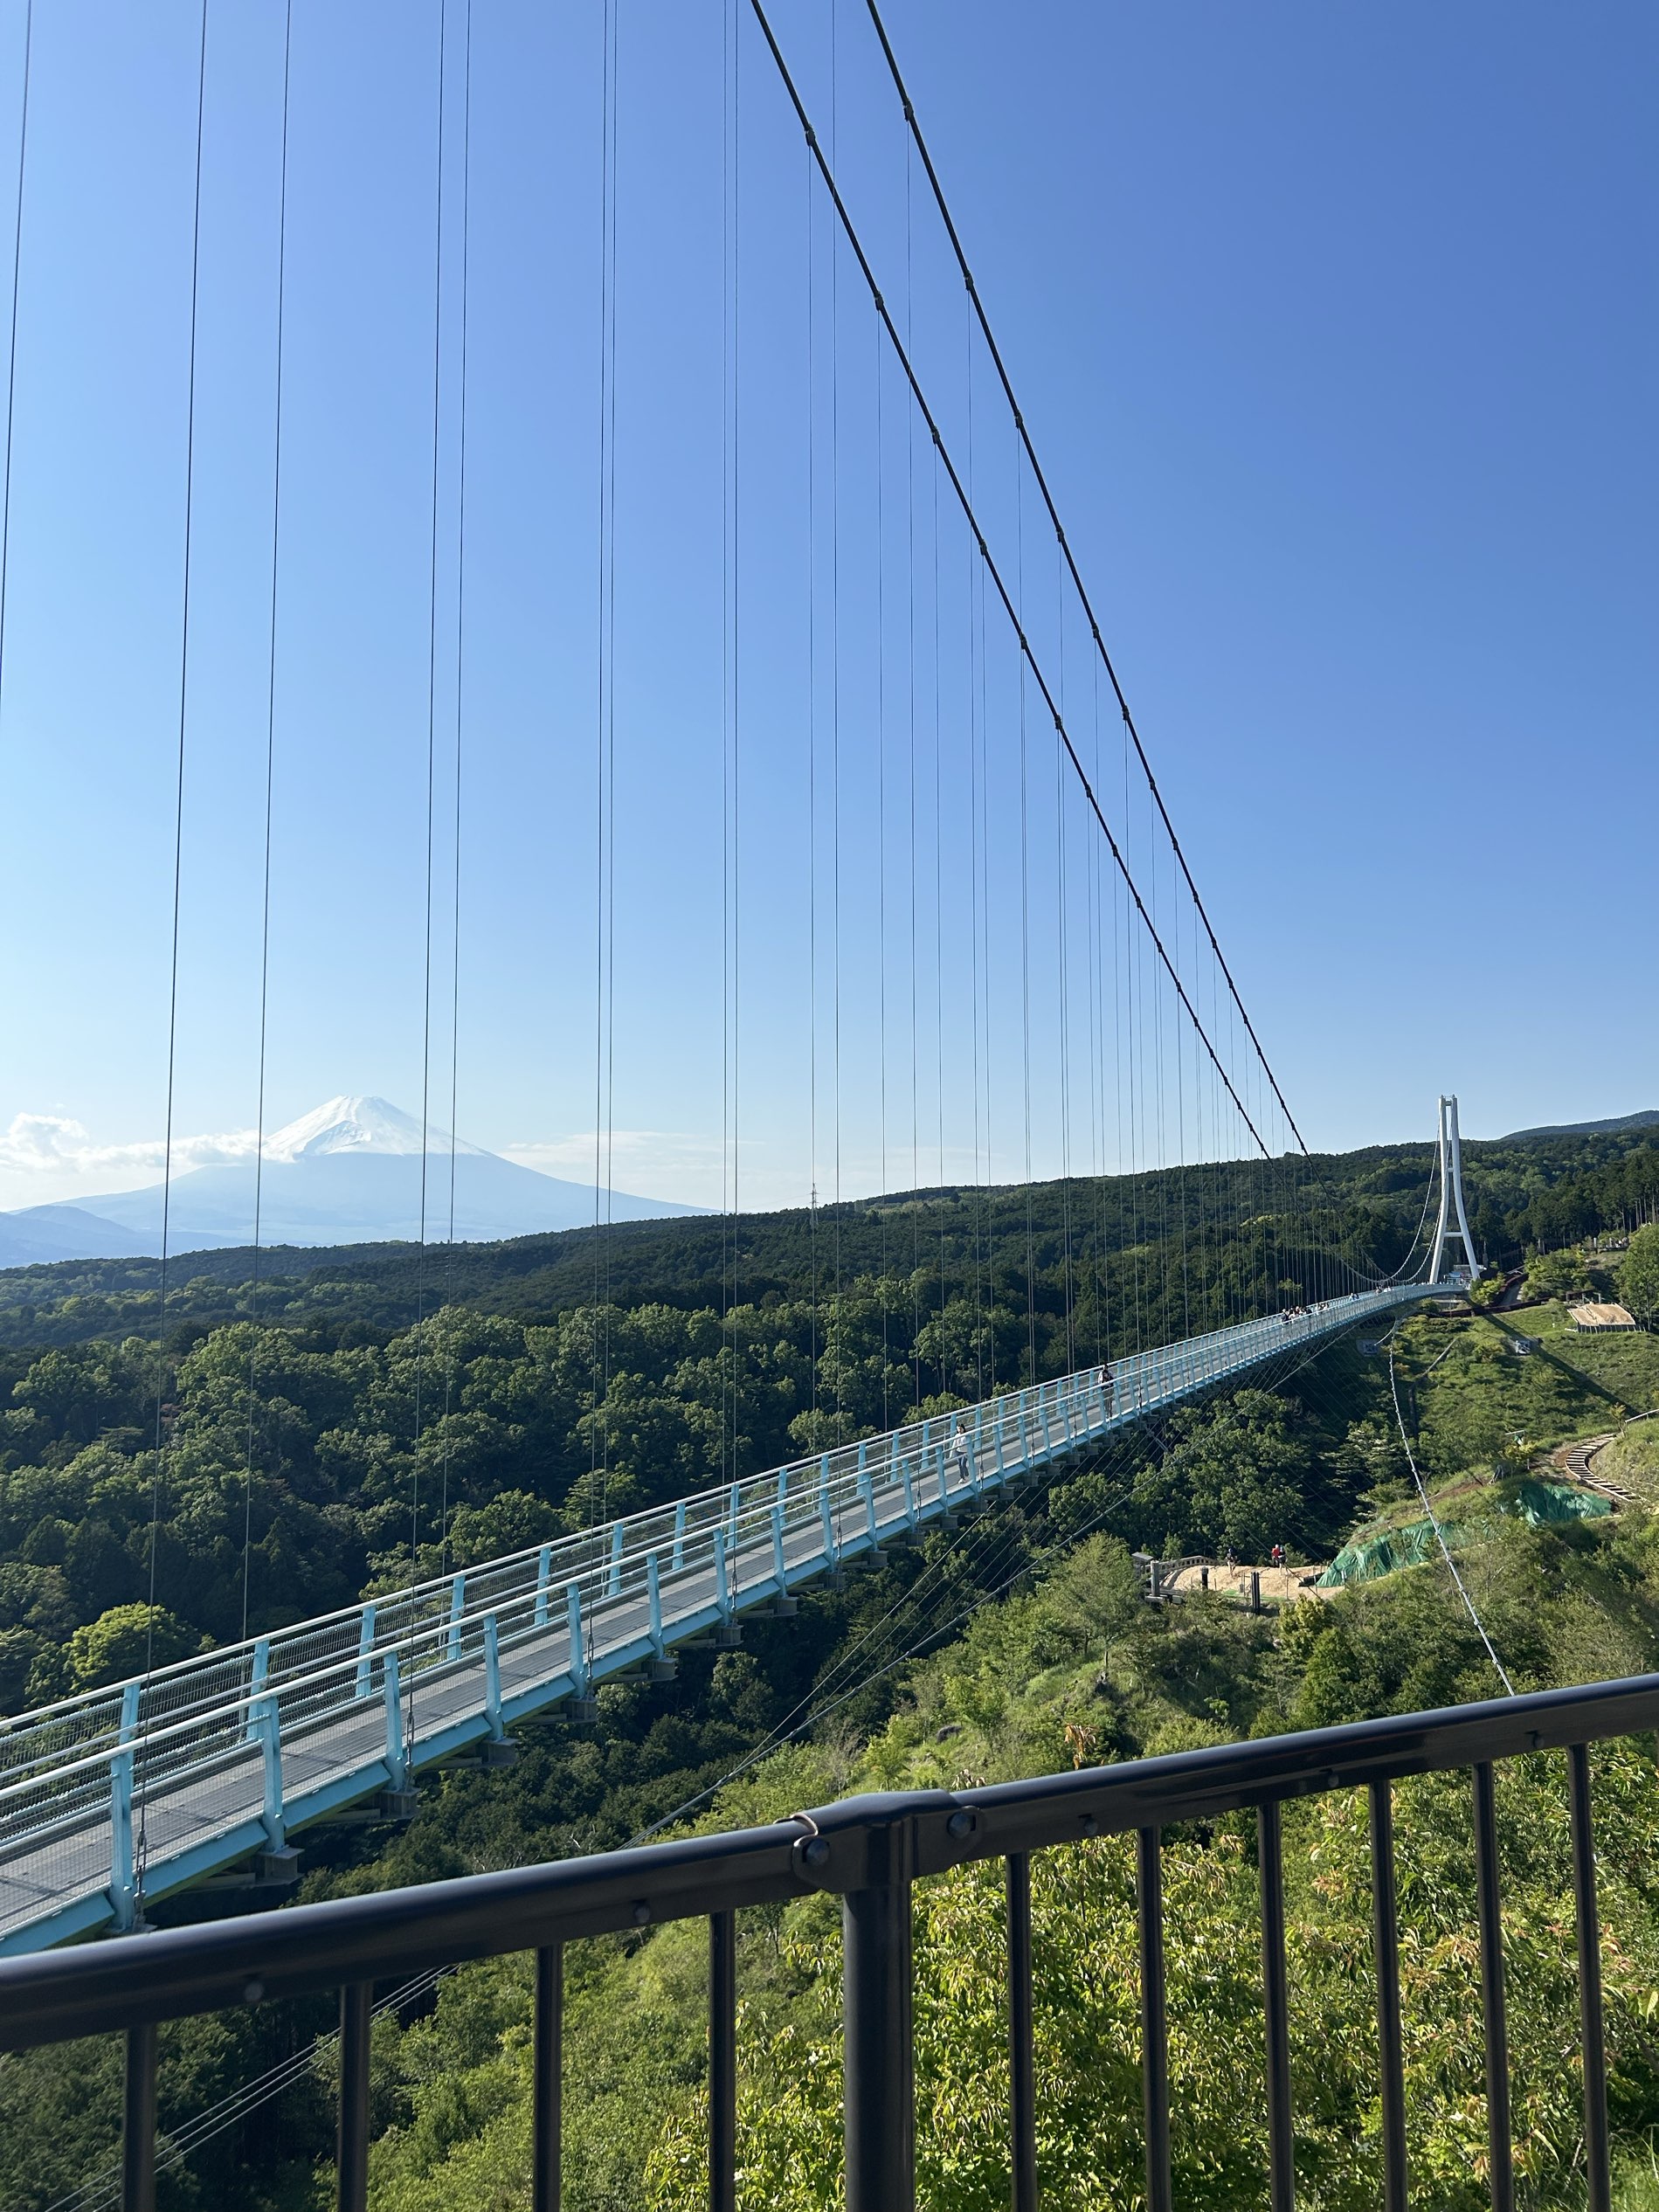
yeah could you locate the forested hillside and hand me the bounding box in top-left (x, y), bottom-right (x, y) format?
top-left (2, 1129), bottom-right (1657, 1713)
top-left (3, 1123), bottom-right (1656, 1353)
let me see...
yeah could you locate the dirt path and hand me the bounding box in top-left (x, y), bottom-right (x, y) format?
top-left (1165, 1561), bottom-right (1322, 1604)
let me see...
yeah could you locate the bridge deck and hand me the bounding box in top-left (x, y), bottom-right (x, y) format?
top-left (0, 1283), bottom-right (1441, 1954)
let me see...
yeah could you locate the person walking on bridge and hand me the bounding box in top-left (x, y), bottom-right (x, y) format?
top-left (950, 1421), bottom-right (972, 1492)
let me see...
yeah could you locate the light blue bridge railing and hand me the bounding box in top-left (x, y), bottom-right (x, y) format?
top-left (0, 1280), bottom-right (1443, 1954)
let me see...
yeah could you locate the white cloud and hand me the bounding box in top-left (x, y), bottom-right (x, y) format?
top-left (0, 1113), bottom-right (93, 1171)
top-left (0, 1113), bottom-right (260, 1207)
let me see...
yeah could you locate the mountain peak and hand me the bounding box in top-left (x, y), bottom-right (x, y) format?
top-left (265, 1096), bottom-right (491, 1163)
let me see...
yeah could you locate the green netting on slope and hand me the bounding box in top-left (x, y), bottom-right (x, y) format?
top-left (1316, 1480), bottom-right (1613, 1589)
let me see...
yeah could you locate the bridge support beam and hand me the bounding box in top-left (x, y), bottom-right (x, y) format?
top-left (108, 1749), bottom-right (135, 1933)
top-left (245, 1639), bottom-right (270, 1744)
top-left (647, 1552), bottom-right (665, 1656)
top-left (383, 1652), bottom-right (406, 1793)
top-left (567, 1585), bottom-right (587, 1693)
top-left (258, 1697), bottom-right (285, 1850)
top-left (484, 1617), bottom-right (504, 1740)
top-left (107, 1680), bottom-right (142, 1933)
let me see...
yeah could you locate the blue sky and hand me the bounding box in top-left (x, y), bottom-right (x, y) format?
top-left (0, 0), bottom-right (1653, 1216)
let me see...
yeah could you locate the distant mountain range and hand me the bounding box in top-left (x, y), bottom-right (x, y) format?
top-left (0, 1096), bottom-right (704, 1268)
top-left (1497, 1109), bottom-right (1659, 1143)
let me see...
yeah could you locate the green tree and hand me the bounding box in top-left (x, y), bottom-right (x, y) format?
top-left (65, 1601), bottom-right (203, 1690)
top-left (1524, 1248), bottom-right (1605, 1304)
top-left (1620, 1224), bottom-right (1659, 1324)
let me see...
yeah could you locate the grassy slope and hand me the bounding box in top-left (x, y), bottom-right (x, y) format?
top-left (1395, 1299), bottom-right (1659, 1477)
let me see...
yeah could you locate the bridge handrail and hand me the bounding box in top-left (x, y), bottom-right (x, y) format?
top-left (0, 1359), bottom-right (1118, 1752)
top-left (0, 1282), bottom-right (1437, 1875)
top-left (0, 1283), bottom-right (1399, 1759)
top-left (0, 1388), bottom-right (954, 1715)
top-left (0, 1361), bottom-right (1118, 1808)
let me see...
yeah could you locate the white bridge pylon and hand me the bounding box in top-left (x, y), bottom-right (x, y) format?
top-left (1427, 1093), bottom-right (1483, 1287)
top-left (0, 1277), bottom-right (1450, 1956)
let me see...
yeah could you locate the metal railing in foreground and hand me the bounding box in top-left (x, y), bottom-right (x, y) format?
top-left (0, 1668), bottom-right (1642, 2212)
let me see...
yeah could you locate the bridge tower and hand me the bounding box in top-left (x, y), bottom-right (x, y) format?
top-left (1427, 1093), bottom-right (1482, 1284)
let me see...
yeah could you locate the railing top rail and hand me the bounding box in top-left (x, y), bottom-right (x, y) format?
top-left (2, 1663), bottom-right (1648, 2051)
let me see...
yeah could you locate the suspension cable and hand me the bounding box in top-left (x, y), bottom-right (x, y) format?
top-left (746, 0), bottom-right (1274, 1162)
top-left (136, 0), bottom-right (211, 1925)
top-left (408, 0), bottom-right (451, 1769)
top-left (439, 0), bottom-right (473, 1578)
top-left (241, 0), bottom-right (294, 1645)
top-left (1388, 1342), bottom-right (1513, 1695)
top-left (0, 0), bottom-right (31, 719)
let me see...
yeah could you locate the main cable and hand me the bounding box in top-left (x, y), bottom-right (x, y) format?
top-left (745, 0), bottom-right (1274, 1161)
top-left (859, 0), bottom-right (1307, 1157)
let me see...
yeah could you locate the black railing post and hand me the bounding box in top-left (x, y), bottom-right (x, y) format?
top-left (121, 2021), bottom-right (158, 2212)
top-left (1567, 1745), bottom-right (1612, 2212)
top-left (1006, 1853), bottom-right (1038, 2212)
top-left (710, 1910), bottom-right (737, 2212)
top-left (1367, 1781), bottom-right (1407, 2212)
top-left (843, 1818), bottom-right (915, 2212)
top-left (337, 1981), bottom-right (373, 2212)
top-left (1137, 1825), bottom-right (1172, 2212)
top-left (533, 1945), bottom-right (563, 2212)
top-left (1472, 1762), bottom-right (1514, 2212)
top-left (1257, 1799), bottom-right (1295, 2212)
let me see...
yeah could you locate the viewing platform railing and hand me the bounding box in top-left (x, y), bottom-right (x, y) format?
top-left (0, 1666), bottom-right (1636, 2212)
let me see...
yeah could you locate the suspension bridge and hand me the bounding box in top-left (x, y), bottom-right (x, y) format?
top-left (0, 1271), bottom-right (1460, 1959)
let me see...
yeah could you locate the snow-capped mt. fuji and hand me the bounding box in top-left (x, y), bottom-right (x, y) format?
top-left (264, 1096), bottom-right (490, 1163)
top-left (0, 1097), bottom-right (703, 1267)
